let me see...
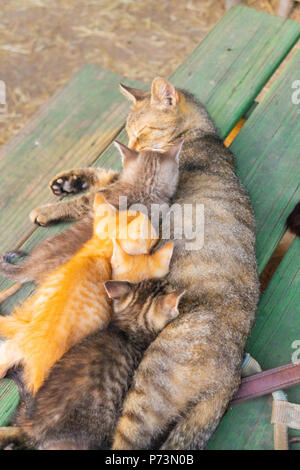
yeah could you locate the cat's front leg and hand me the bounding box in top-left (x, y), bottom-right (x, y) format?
top-left (50, 168), bottom-right (118, 197)
top-left (29, 192), bottom-right (95, 226)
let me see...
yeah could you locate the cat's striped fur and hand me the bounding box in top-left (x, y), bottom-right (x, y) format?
top-left (110, 78), bottom-right (259, 450)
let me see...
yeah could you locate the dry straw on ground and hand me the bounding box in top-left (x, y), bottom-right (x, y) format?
top-left (1, 0), bottom-right (300, 146)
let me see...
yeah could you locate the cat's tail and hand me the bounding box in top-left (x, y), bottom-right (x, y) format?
top-left (160, 390), bottom-right (230, 450)
top-left (286, 202), bottom-right (300, 237)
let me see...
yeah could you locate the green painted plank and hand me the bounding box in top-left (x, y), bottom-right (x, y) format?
top-left (208, 237), bottom-right (300, 450)
top-left (231, 49), bottom-right (300, 273)
top-left (0, 379), bottom-right (19, 426)
top-left (170, 6), bottom-right (300, 138)
top-left (0, 65), bottom-right (144, 254)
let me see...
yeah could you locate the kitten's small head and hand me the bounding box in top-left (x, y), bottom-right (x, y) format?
top-left (120, 78), bottom-right (215, 152)
top-left (104, 278), bottom-right (185, 339)
top-left (111, 239), bottom-right (173, 282)
top-left (93, 193), bottom-right (158, 254)
top-left (114, 140), bottom-right (182, 201)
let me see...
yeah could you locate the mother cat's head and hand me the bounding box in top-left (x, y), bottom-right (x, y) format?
top-left (120, 78), bottom-right (216, 152)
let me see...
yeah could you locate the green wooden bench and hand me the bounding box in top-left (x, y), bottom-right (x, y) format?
top-left (1, 6), bottom-right (300, 449)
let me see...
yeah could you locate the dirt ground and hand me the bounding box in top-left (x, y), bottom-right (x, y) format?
top-left (1, 0), bottom-right (300, 146)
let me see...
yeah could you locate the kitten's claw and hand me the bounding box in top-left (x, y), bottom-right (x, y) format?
top-left (50, 172), bottom-right (90, 196)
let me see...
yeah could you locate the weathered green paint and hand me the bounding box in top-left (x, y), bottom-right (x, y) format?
top-left (232, 50), bottom-right (300, 273)
top-left (0, 380), bottom-right (19, 426)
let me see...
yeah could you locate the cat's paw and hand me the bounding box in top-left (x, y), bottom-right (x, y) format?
top-left (50, 171), bottom-right (89, 196)
top-left (29, 206), bottom-right (58, 226)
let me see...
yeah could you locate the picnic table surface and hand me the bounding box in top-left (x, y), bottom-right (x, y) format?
top-left (1, 6), bottom-right (300, 450)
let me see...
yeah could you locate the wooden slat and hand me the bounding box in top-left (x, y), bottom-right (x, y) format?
top-left (207, 237), bottom-right (300, 450)
top-left (0, 379), bottom-right (19, 427)
top-left (231, 49), bottom-right (300, 272)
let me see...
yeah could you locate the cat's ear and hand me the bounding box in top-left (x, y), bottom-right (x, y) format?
top-left (163, 140), bottom-right (184, 164)
top-left (128, 213), bottom-right (158, 247)
top-left (94, 193), bottom-right (116, 218)
top-left (151, 241), bottom-right (174, 277)
top-left (159, 289), bottom-right (185, 321)
top-left (114, 141), bottom-right (139, 167)
top-left (104, 280), bottom-right (134, 299)
top-left (119, 84), bottom-right (148, 103)
top-left (151, 78), bottom-right (179, 109)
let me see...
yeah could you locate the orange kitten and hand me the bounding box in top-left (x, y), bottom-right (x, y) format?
top-left (0, 194), bottom-right (172, 394)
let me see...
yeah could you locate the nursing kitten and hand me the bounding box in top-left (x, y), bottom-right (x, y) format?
top-left (0, 142), bottom-right (181, 287)
top-left (0, 194), bottom-right (173, 394)
top-left (6, 279), bottom-right (184, 450)
top-left (109, 79), bottom-right (259, 450)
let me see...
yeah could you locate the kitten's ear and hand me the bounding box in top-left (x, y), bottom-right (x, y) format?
top-left (114, 141), bottom-right (139, 167)
top-left (151, 241), bottom-right (174, 277)
top-left (104, 280), bottom-right (134, 299)
top-left (119, 84), bottom-right (148, 103)
top-left (159, 289), bottom-right (185, 321)
top-left (163, 140), bottom-right (184, 164)
top-left (128, 213), bottom-right (158, 246)
top-left (151, 78), bottom-right (179, 109)
top-left (94, 193), bottom-right (116, 217)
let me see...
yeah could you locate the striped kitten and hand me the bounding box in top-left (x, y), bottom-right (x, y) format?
top-left (110, 78), bottom-right (259, 450)
top-left (6, 279), bottom-right (184, 450)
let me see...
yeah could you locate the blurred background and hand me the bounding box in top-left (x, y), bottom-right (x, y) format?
top-left (1, 0), bottom-right (300, 147)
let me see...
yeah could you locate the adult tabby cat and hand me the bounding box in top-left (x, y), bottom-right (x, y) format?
top-left (2, 279), bottom-right (183, 450)
top-left (110, 79), bottom-right (259, 450)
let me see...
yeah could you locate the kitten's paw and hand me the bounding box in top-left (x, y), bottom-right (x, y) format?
top-left (29, 206), bottom-right (58, 226)
top-left (50, 171), bottom-right (89, 196)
